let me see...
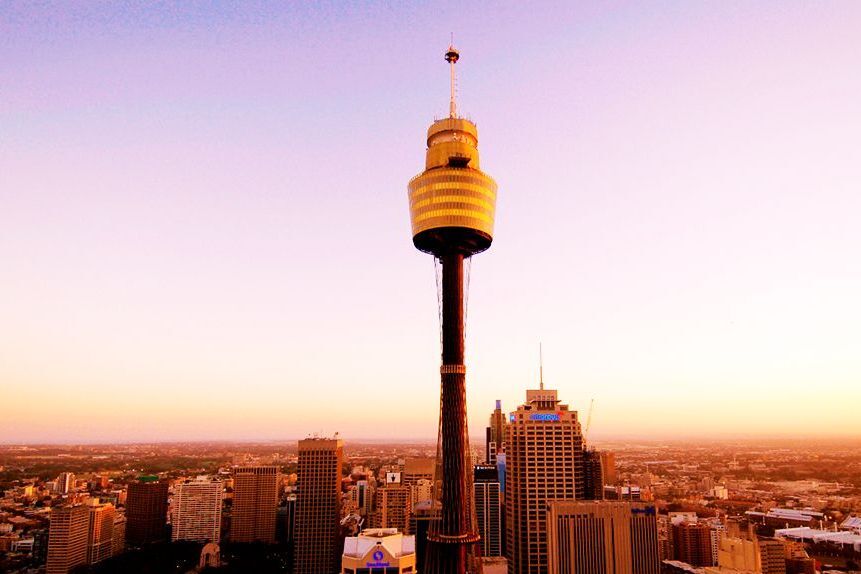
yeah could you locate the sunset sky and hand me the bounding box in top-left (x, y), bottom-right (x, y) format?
top-left (2, 1), bottom-right (860, 443)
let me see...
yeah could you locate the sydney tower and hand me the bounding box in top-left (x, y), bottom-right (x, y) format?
top-left (407, 44), bottom-right (498, 574)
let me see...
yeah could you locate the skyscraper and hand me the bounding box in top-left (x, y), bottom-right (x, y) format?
top-left (474, 464), bottom-right (502, 557)
top-left (46, 505), bottom-right (89, 574)
top-left (295, 437), bottom-right (343, 574)
top-left (171, 476), bottom-right (223, 542)
top-left (126, 477), bottom-right (168, 546)
top-left (231, 466), bottom-right (278, 543)
top-left (487, 400), bottom-right (507, 465)
top-left (86, 500), bottom-right (116, 565)
top-left (407, 43), bottom-right (498, 574)
top-left (505, 383), bottom-right (584, 574)
top-left (546, 501), bottom-right (660, 574)
top-left (276, 495), bottom-right (297, 545)
top-left (672, 520), bottom-right (713, 567)
top-left (56, 473), bottom-right (76, 495)
top-left (370, 482), bottom-right (411, 533)
top-left (582, 448), bottom-right (605, 501)
top-left (600, 451), bottom-right (617, 486)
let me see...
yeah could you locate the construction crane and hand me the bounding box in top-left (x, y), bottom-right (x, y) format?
top-left (584, 398), bottom-right (595, 443)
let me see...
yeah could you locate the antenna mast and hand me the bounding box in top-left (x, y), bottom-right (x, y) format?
top-left (445, 38), bottom-right (459, 118)
top-left (539, 343), bottom-right (544, 390)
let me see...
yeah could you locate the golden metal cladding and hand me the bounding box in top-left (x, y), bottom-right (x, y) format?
top-left (408, 117), bottom-right (497, 241)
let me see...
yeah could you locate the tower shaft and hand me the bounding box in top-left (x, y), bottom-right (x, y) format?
top-left (425, 252), bottom-right (481, 574)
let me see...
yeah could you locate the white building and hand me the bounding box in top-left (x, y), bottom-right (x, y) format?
top-left (341, 528), bottom-right (416, 574)
top-left (170, 477), bottom-right (223, 542)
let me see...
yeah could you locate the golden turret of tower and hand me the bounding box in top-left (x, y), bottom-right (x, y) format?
top-left (408, 46), bottom-right (498, 257)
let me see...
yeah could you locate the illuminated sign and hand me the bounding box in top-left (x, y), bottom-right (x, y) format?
top-left (631, 506), bottom-right (656, 516)
top-left (530, 413), bottom-right (560, 421)
top-left (366, 549), bottom-right (389, 567)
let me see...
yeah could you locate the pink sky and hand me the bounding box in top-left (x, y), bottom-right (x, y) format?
top-left (2, 2), bottom-right (860, 442)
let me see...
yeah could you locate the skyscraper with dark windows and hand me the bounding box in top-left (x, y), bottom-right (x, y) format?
top-left (582, 448), bottom-right (605, 501)
top-left (295, 437), bottom-right (343, 574)
top-left (231, 466), bottom-right (278, 543)
top-left (486, 399), bottom-right (507, 465)
top-left (505, 382), bottom-right (584, 574)
top-left (126, 477), bottom-right (168, 546)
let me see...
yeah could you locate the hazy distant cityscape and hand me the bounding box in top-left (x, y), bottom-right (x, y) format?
top-left (2, 385), bottom-right (861, 573)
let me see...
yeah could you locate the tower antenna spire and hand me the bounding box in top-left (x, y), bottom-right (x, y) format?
top-left (445, 39), bottom-right (460, 118)
top-left (540, 342), bottom-right (545, 390)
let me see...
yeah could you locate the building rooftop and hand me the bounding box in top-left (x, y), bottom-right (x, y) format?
top-left (342, 529), bottom-right (416, 558)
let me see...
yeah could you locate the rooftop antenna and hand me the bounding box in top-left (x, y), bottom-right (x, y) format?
top-left (539, 342), bottom-right (545, 390)
top-left (445, 36), bottom-right (459, 118)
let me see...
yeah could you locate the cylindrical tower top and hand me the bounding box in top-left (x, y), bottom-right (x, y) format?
top-left (407, 46), bottom-right (497, 257)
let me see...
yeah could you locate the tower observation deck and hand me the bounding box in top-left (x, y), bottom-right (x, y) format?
top-left (407, 44), bottom-right (498, 574)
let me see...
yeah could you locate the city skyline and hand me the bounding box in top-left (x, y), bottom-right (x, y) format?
top-left (3, 1), bottom-right (861, 443)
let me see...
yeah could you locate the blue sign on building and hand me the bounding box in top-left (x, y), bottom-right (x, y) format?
top-left (529, 413), bottom-right (560, 421)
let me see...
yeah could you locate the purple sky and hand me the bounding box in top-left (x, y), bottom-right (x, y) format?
top-left (2, 1), bottom-right (861, 443)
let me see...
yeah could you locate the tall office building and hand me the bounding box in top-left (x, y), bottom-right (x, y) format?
top-left (276, 495), bottom-right (297, 545)
top-left (600, 452), bottom-right (617, 486)
top-left (56, 473), bottom-right (76, 495)
top-left (295, 437), bottom-right (343, 574)
top-left (46, 505), bottom-right (89, 574)
top-left (582, 449), bottom-right (605, 501)
top-left (505, 383), bottom-right (584, 574)
top-left (111, 513), bottom-right (126, 556)
top-left (487, 400), bottom-right (507, 464)
top-left (171, 476), bottom-right (223, 542)
top-left (546, 501), bottom-right (660, 574)
top-left (126, 477), bottom-right (168, 545)
top-left (672, 521), bottom-right (713, 567)
top-left (86, 500), bottom-right (116, 565)
top-left (231, 466), bottom-right (278, 543)
top-left (474, 464), bottom-right (502, 557)
top-left (370, 483), bottom-right (411, 533)
top-left (403, 457), bottom-right (435, 484)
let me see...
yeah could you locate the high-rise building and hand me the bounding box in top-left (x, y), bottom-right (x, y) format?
top-left (56, 473), bottom-right (76, 495)
top-left (410, 499), bottom-right (441, 569)
top-left (582, 449), bottom-right (605, 501)
top-left (474, 464), bottom-right (502, 557)
top-left (46, 505), bottom-right (89, 574)
top-left (546, 501), bottom-right (660, 574)
top-left (126, 477), bottom-right (168, 546)
top-left (295, 437), bottom-right (343, 574)
top-left (370, 483), bottom-right (411, 533)
top-left (600, 452), bottom-right (617, 486)
top-left (171, 476), bottom-right (223, 542)
top-left (672, 521), bottom-right (713, 567)
top-left (231, 466), bottom-right (278, 543)
top-left (505, 383), bottom-right (584, 574)
top-left (111, 513), bottom-right (126, 557)
top-left (403, 457), bottom-right (436, 485)
top-left (487, 400), bottom-right (507, 464)
top-left (407, 43), bottom-right (498, 574)
top-left (276, 495), bottom-right (296, 545)
top-left (86, 500), bottom-right (116, 565)
top-left (341, 528), bottom-right (417, 573)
